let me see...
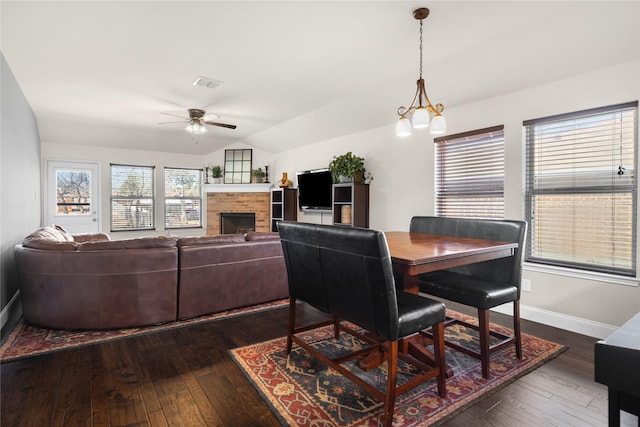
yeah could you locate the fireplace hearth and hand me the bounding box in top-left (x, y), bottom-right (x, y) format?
top-left (220, 213), bottom-right (256, 234)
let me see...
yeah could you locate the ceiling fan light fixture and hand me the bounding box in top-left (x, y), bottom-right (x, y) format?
top-left (159, 107), bottom-right (236, 134)
top-left (185, 119), bottom-right (208, 135)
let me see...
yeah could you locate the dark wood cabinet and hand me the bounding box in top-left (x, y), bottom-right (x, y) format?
top-left (332, 183), bottom-right (369, 228)
top-left (271, 188), bottom-right (298, 231)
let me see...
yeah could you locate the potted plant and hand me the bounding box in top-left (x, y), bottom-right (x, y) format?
top-left (210, 165), bottom-right (223, 184)
top-left (328, 151), bottom-right (369, 183)
top-left (251, 167), bottom-right (266, 183)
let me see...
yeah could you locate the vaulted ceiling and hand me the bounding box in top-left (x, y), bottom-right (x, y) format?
top-left (2, 1), bottom-right (638, 155)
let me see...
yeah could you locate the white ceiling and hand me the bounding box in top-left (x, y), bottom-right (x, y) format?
top-left (2, 1), bottom-right (638, 155)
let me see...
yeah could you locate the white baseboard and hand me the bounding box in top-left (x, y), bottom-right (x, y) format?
top-left (1, 290), bottom-right (20, 330)
top-left (491, 303), bottom-right (617, 339)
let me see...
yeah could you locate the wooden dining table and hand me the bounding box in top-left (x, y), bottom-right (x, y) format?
top-left (358, 231), bottom-right (519, 374)
top-left (384, 231), bottom-right (519, 295)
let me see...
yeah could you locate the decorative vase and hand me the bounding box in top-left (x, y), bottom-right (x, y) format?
top-left (278, 172), bottom-right (292, 188)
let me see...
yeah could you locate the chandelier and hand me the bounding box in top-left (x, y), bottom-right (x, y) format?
top-left (396, 8), bottom-right (446, 137)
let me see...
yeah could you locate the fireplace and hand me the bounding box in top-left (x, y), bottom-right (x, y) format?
top-left (206, 191), bottom-right (270, 235)
top-left (220, 213), bottom-right (256, 234)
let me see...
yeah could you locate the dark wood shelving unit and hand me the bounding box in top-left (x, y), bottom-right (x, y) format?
top-left (332, 183), bottom-right (369, 228)
top-left (271, 188), bottom-right (298, 232)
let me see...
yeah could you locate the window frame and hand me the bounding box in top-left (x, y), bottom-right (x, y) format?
top-left (434, 125), bottom-right (505, 219)
top-left (224, 149), bottom-right (253, 184)
top-left (164, 167), bottom-right (203, 229)
top-left (523, 101), bottom-right (638, 277)
top-left (110, 163), bottom-right (155, 232)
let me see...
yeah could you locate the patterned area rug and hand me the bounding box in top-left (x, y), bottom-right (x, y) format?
top-left (229, 309), bottom-right (566, 426)
top-left (0, 299), bottom-right (288, 362)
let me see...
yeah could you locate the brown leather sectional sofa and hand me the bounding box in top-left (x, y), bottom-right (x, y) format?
top-left (14, 225), bottom-right (289, 330)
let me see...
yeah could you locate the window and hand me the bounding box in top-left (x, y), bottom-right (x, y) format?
top-left (434, 125), bottom-right (505, 218)
top-left (55, 169), bottom-right (91, 215)
top-left (111, 164), bottom-right (155, 231)
top-left (164, 167), bottom-right (202, 229)
top-left (224, 149), bottom-right (252, 183)
top-left (524, 102), bottom-right (638, 276)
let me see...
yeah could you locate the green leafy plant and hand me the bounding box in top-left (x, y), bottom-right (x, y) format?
top-left (328, 151), bottom-right (369, 183)
top-left (252, 167), bottom-right (266, 178)
top-left (210, 165), bottom-right (223, 178)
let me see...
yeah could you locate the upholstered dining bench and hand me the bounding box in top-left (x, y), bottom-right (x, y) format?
top-left (278, 221), bottom-right (447, 427)
top-left (410, 216), bottom-right (527, 379)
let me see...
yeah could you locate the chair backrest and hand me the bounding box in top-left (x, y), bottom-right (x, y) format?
top-left (410, 216), bottom-right (527, 296)
top-left (278, 221), bottom-right (402, 340)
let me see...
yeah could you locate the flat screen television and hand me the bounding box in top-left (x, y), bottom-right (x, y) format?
top-left (296, 168), bottom-right (333, 212)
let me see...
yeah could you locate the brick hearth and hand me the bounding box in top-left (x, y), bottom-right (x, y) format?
top-left (206, 192), bottom-right (270, 235)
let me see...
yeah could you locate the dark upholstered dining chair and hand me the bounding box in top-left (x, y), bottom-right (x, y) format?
top-left (410, 216), bottom-right (527, 379)
top-left (278, 221), bottom-right (447, 427)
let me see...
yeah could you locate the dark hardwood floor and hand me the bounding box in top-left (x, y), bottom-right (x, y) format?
top-left (1, 301), bottom-right (637, 426)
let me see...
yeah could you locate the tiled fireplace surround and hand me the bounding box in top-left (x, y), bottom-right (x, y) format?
top-left (206, 190), bottom-right (271, 235)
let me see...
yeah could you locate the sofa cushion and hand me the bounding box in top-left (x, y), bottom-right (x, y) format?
top-left (24, 225), bottom-right (74, 243)
top-left (177, 234), bottom-right (246, 247)
top-left (52, 224), bottom-right (75, 241)
top-left (21, 239), bottom-right (78, 251)
top-left (77, 236), bottom-right (177, 251)
top-left (245, 231), bottom-right (280, 241)
top-left (72, 232), bottom-right (110, 243)
top-left (122, 236), bottom-right (176, 249)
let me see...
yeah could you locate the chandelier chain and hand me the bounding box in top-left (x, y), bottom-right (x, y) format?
top-left (419, 19), bottom-right (423, 79)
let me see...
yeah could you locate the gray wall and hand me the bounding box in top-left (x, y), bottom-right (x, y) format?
top-left (1, 52), bottom-right (41, 334)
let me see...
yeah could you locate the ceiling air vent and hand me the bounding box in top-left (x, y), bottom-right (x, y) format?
top-left (193, 76), bottom-right (223, 89)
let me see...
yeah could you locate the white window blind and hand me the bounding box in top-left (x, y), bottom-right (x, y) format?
top-left (435, 125), bottom-right (505, 218)
top-left (165, 167), bottom-right (202, 229)
top-left (110, 164), bottom-right (155, 231)
top-left (524, 101), bottom-right (638, 276)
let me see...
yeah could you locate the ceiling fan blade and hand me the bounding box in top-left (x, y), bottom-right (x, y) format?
top-left (160, 112), bottom-right (189, 120)
top-left (203, 121), bottom-right (237, 129)
top-left (158, 120), bottom-right (189, 124)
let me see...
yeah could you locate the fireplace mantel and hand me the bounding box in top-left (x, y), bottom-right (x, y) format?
top-left (204, 183), bottom-right (272, 193)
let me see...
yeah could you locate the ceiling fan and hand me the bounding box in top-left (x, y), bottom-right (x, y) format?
top-left (159, 108), bottom-right (237, 135)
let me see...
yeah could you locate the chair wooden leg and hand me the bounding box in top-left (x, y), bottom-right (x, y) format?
top-left (383, 340), bottom-right (399, 427)
top-left (432, 321), bottom-right (447, 398)
top-left (286, 297), bottom-right (296, 354)
top-left (513, 300), bottom-right (522, 359)
top-left (333, 315), bottom-right (340, 340)
top-left (478, 309), bottom-right (490, 379)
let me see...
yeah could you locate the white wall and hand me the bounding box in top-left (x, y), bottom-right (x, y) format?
top-left (1, 53), bottom-right (42, 331)
top-left (274, 59), bottom-right (640, 336)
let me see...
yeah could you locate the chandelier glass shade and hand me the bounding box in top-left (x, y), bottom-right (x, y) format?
top-left (396, 8), bottom-right (446, 137)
